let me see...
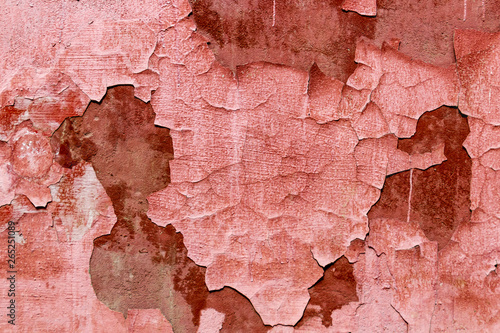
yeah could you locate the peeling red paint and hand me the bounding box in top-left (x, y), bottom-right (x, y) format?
top-left (369, 106), bottom-right (471, 250)
top-left (148, 22), bottom-right (461, 327)
top-left (0, 162), bottom-right (126, 332)
top-left (190, 0), bottom-right (500, 83)
top-left (2, 0), bottom-right (500, 331)
top-left (342, 0), bottom-right (377, 16)
top-left (0, 121), bottom-right (63, 208)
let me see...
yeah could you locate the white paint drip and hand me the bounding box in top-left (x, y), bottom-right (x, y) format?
top-left (463, 0), bottom-right (467, 21)
top-left (407, 168), bottom-right (413, 223)
top-left (272, 0), bottom-right (276, 26)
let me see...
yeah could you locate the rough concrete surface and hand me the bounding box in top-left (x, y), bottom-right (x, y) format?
top-left (0, 0), bottom-right (500, 332)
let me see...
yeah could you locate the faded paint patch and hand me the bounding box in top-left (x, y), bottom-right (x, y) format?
top-left (198, 308), bottom-right (225, 333)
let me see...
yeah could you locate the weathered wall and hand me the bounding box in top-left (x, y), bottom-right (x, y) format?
top-left (1, 0), bottom-right (500, 332)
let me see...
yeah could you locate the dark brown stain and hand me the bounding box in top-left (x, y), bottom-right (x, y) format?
top-left (189, 0), bottom-right (225, 47)
top-left (189, 0), bottom-right (376, 81)
top-left (51, 85), bottom-right (173, 219)
top-left (51, 85), bottom-right (269, 332)
top-left (91, 220), bottom-right (208, 332)
top-left (398, 107), bottom-right (471, 250)
top-left (296, 256), bottom-right (358, 328)
top-left (369, 106), bottom-right (471, 250)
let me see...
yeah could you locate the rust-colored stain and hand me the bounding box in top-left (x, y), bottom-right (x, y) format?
top-left (369, 106), bottom-right (471, 250)
top-left (206, 288), bottom-right (271, 332)
top-left (91, 221), bottom-right (207, 332)
top-left (189, 0), bottom-right (376, 81)
top-left (398, 106), bottom-right (471, 250)
top-left (297, 256), bottom-right (358, 328)
top-left (0, 106), bottom-right (25, 139)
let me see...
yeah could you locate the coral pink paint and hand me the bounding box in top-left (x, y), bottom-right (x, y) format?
top-left (1, 0), bottom-right (500, 331)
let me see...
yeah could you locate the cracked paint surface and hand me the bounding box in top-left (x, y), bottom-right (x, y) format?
top-left (1, 0), bottom-right (500, 332)
top-left (147, 30), bottom-right (449, 326)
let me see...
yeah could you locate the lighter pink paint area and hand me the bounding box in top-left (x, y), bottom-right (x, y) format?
top-left (1, 163), bottom-right (120, 331)
top-left (127, 309), bottom-right (174, 333)
top-left (0, 122), bottom-right (62, 207)
top-left (342, 0), bottom-right (377, 17)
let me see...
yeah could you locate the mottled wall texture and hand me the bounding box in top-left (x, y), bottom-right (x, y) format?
top-left (1, 0), bottom-right (500, 332)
